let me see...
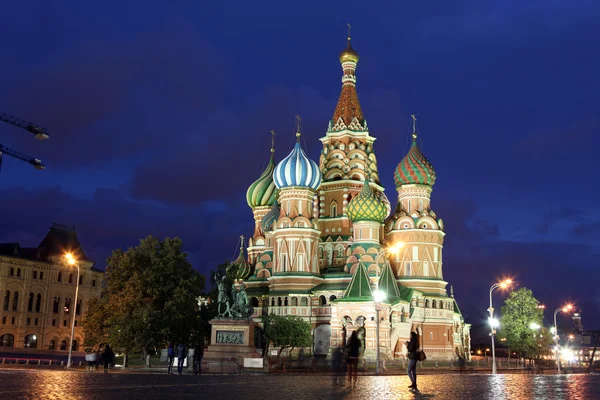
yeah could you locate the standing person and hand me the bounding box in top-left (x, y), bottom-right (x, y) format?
top-left (101, 344), bottom-right (115, 374)
top-left (407, 332), bottom-right (419, 390)
top-left (346, 331), bottom-right (360, 389)
top-left (177, 342), bottom-right (188, 375)
top-left (167, 343), bottom-right (175, 375)
top-left (193, 342), bottom-right (204, 376)
top-left (331, 345), bottom-right (344, 386)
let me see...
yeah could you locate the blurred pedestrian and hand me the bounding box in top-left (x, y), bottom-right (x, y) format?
top-left (167, 343), bottom-right (175, 375)
top-left (177, 343), bottom-right (188, 375)
top-left (193, 343), bottom-right (204, 376)
top-left (347, 331), bottom-right (360, 389)
top-left (101, 344), bottom-right (115, 374)
top-left (331, 345), bottom-right (344, 386)
top-left (407, 332), bottom-right (419, 390)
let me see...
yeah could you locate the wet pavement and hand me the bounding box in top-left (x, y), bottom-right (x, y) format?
top-left (0, 369), bottom-right (599, 399)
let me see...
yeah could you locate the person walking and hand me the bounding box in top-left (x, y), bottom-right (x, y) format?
top-left (331, 344), bottom-right (344, 386)
top-left (407, 332), bottom-right (420, 390)
top-left (193, 343), bottom-right (204, 376)
top-left (346, 331), bottom-right (361, 389)
top-left (167, 343), bottom-right (175, 375)
top-left (176, 342), bottom-right (188, 375)
top-left (101, 344), bottom-right (115, 374)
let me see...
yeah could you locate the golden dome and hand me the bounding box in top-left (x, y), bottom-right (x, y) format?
top-left (339, 39), bottom-right (359, 64)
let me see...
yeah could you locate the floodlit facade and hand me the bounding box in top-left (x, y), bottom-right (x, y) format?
top-left (239, 37), bottom-right (471, 361)
top-left (0, 223), bottom-right (103, 351)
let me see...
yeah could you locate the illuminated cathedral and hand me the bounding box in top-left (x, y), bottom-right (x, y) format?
top-left (235, 35), bottom-right (471, 361)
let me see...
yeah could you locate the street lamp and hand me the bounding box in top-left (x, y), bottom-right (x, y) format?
top-left (64, 252), bottom-right (80, 369)
top-left (554, 304), bottom-right (573, 374)
top-left (374, 242), bottom-right (404, 272)
top-left (488, 278), bottom-right (512, 374)
top-left (373, 289), bottom-right (386, 375)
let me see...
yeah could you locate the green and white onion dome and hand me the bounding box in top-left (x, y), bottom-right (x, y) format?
top-left (246, 152), bottom-right (277, 208)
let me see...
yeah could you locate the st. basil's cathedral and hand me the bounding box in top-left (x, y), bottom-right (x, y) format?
top-left (234, 35), bottom-right (471, 361)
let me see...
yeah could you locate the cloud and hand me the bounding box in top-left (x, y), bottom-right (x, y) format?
top-left (513, 120), bottom-right (595, 156)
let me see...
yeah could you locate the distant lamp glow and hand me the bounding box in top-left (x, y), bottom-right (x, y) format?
top-left (373, 290), bottom-right (386, 303)
top-left (530, 322), bottom-right (541, 330)
top-left (569, 334), bottom-right (575, 340)
top-left (488, 317), bottom-right (500, 328)
top-left (499, 279), bottom-right (512, 289)
top-left (563, 304), bottom-right (574, 312)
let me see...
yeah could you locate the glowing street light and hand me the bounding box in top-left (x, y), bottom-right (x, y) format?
top-left (488, 278), bottom-right (513, 374)
top-left (530, 322), bottom-right (541, 330)
top-left (554, 304), bottom-right (574, 374)
top-left (64, 252), bottom-right (80, 369)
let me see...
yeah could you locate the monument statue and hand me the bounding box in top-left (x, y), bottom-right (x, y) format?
top-left (230, 283), bottom-right (254, 319)
top-left (215, 274), bottom-right (232, 317)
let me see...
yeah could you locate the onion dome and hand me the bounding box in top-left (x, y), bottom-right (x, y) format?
top-left (273, 140), bottom-right (321, 190)
top-left (347, 175), bottom-right (387, 223)
top-left (339, 38), bottom-right (359, 64)
top-left (226, 240), bottom-right (252, 281)
top-left (246, 151), bottom-right (276, 208)
top-left (261, 201), bottom-right (280, 232)
top-left (394, 137), bottom-right (436, 188)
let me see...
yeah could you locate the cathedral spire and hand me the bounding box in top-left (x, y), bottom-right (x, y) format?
top-left (331, 26), bottom-right (365, 132)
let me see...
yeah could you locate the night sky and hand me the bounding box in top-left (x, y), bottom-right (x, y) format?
top-left (0, 1), bottom-right (598, 330)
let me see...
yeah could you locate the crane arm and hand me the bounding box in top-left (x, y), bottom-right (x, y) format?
top-left (0, 144), bottom-right (45, 170)
top-left (0, 112), bottom-right (49, 140)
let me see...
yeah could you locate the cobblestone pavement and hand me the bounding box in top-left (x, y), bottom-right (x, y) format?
top-left (1, 369), bottom-right (599, 399)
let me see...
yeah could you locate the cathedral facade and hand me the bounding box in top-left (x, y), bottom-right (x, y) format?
top-left (239, 37), bottom-right (471, 361)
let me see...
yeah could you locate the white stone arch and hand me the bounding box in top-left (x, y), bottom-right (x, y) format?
top-left (395, 216), bottom-right (415, 230)
top-left (416, 216), bottom-right (438, 230)
top-left (313, 324), bottom-right (331, 355)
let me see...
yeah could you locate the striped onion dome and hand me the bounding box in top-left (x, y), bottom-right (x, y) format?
top-left (226, 244), bottom-right (252, 281)
top-left (261, 201), bottom-right (280, 232)
top-left (347, 175), bottom-right (387, 223)
top-left (394, 138), bottom-right (436, 188)
top-left (246, 152), bottom-right (276, 208)
top-left (273, 142), bottom-right (321, 190)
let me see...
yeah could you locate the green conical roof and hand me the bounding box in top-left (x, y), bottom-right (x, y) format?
top-left (378, 262), bottom-right (400, 300)
top-left (342, 262), bottom-right (373, 300)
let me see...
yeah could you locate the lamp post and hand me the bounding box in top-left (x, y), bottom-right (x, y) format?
top-left (488, 279), bottom-right (512, 374)
top-left (554, 304), bottom-right (573, 374)
top-left (65, 252), bottom-right (80, 369)
top-left (373, 289), bottom-right (386, 375)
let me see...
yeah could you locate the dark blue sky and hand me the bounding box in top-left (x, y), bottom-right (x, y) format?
top-left (0, 1), bottom-right (599, 329)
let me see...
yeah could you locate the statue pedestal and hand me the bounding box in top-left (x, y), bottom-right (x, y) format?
top-left (203, 318), bottom-right (261, 373)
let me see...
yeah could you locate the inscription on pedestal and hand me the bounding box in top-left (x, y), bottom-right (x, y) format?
top-left (216, 330), bottom-right (244, 344)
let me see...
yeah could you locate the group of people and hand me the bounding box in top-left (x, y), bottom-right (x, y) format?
top-left (85, 343), bottom-right (115, 373)
top-left (166, 342), bottom-right (205, 375)
top-left (330, 330), bottom-right (421, 391)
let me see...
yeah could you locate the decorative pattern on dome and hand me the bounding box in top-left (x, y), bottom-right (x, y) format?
top-left (226, 237), bottom-right (252, 281)
top-left (261, 202), bottom-right (280, 232)
top-left (274, 142), bottom-right (321, 190)
top-left (246, 152), bottom-right (276, 208)
top-left (346, 176), bottom-right (387, 223)
top-left (320, 139), bottom-right (380, 184)
top-left (394, 139), bottom-right (436, 187)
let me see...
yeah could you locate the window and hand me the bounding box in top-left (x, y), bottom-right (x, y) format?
top-left (53, 297), bottom-right (60, 314)
top-left (9, 268), bottom-right (14, 276)
top-left (92, 279), bottom-right (96, 287)
top-left (49, 340), bottom-right (55, 350)
top-left (430, 332), bottom-right (433, 341)
top-left (12, 291), bottom-right (19, 311)
top-left (423, 261), bottom-right (429, 277)
top-left (3, 291), bottom-right (9, 311)
top-left (26, 317), bottom-right (31, 325)
top-left (419, 199), bottom-right (423, 211)
top-left (405, 262), bottom-right (412, 276)
top-left (40, 272), bottom-right (43, 280)
top-left (79, 275), bottom-right (83, 285)
top-left (28, 293), bottom-right (34, 312)
top-left (33, 271), bottom-right (38, 279)
top-left (58, 272), bottom-right (62, 282)
top-left (330, 202), bottom-right (338, 218)
top-left (74, 320), bottom-right (78, 327)
top-left (64, 298), bottom-right (71, 314)
top-left (35, 294), bottom-right (41, 312)
top-left (63, 320), bottom-right (67, 327)
top-left (432, 300), bottom-right (437, 308)
top-left (52, 319), bottom-right (56, 327)
top-left (76, 300), bottom-right (82, 316)
top-left (68, 274), bottom-right (73, 284)
top-left (17, 269), bottom-right (21, 277)
top-left (297, 254), bottom-right (304, 272)
top-left (11, 317), bottom-right (15, 325)
top-left (1, 316), bottom-right (5, 324)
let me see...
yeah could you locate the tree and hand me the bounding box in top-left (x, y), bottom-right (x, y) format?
top-left (83, 236), bottom-right (205, 360)
top-left (262, 314), bottom-right (312, 356)
top-left (499, 288), bottom-right (544, 360)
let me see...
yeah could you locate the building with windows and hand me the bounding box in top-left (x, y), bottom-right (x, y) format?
top-left (0, 223), bottom-right (103, 351)
top-left (238, 36), bottom-right (471, 361)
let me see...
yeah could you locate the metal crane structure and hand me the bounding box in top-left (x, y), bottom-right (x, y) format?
top-left (0, 111), bottom-right (49, 171)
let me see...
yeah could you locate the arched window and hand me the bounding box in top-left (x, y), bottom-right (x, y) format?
top-left (250, 297), bottom-right (259, 307)
top-left (329, 295), bottom-right (337, 302)
top-left (60, 340), bottom-right (67, 351)
top-left (16, 269), bottom-right (21, 277)
top-left (277, 297), bottom-right (282, 307)
top-left (270, 298), bottom-right (275, 307)
top-left (28, 292), bottom-right (34, 312)
top-left (330, 202), bottom-right (338, 218)
top-left (439, 301), bottom-right (444, 309)
top-left (24, 334), bottom-right (38, 349)
top-left (12, 291), bottom-right (19, 311)
top-left (35, 294), bottom-right (42, 312)
top-left (432, 300), bottom-right (437, 309)
top-left (76, 299), bottom-right (82, 316)
top-left (71, 340), bottom-right (78, 351)
top-left (53, 297), bottom-right (60, 314)
top-left (0, 333), bottom-right (15, 347)
top-left (319, 295), bottom-right (327, 306)
top-left (64, 298), bottom-right (71, 314)
top-left (49, 340), bottom-right (56, 350)
top-left (79, 275), bottom-right (83, 285)
top-left (3, 290), bottom-right (9, 311)
top-left (284, 297), bottom-right (289, 307)
top-left (291, 297), bottom-right (298, 306)
top-left (58, 272), bottom-right (62, 282)
top-left (300, 297), bottom-right (308, 306)
top-left (425, 299), bottom-right (430, 308)
top-left (68, 273), bottom-right (73, 284)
